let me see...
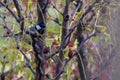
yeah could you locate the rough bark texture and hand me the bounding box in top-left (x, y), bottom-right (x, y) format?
top-left (32, 0), bottom-right (48, 80)
top-left (76, 22), bottom-right (89, 80)
top-left (56, 0), bottom-right (70, 80)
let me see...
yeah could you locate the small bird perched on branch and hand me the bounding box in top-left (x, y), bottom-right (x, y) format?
top-left (29, 21), bottom-right (46, 35)
top-left (35, 21), bottom-right (46, 34)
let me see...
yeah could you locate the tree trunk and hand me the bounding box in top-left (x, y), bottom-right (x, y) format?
top-left (31, 0), bottom-right (49, 80)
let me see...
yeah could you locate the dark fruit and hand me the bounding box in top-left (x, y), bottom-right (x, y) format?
top-left (43, 47), bottom-right (50, 54)
top-left (68, 49), bottom-right (73, 58)
top-left (101, 7), bottom-right (107, 14)
top-left (1, 73), bottom-right (5, 80)
top-left (68, 41), bottom-right (74, 48)
top-left (64, 14), bottom-right (69, 22)
top-left (52, 40), bottom-right (58, 46)
top-left (6, 30), bottom-right (10, 35)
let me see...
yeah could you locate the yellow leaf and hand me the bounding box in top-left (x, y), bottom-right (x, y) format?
top-left (74, 15), bottom-right (79, 22)
top-left (92, 36), bottom-right (99, 41)
top-left (74, 11), bottom-right (83, 22)
top-left (77, 11), bottom-right (83, 17)
top-left (86, 26), bottom-right (92, 32)
top-left (96, 25), bottom-right (107, 32)
top-left (27, 0), bottom-right (32, 10)
top-left (104, 32), bottom-right (110, 42)
top-left (88, 55), bottom-right (94, 64)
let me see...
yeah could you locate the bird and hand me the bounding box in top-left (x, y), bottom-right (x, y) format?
top-left (35, 21), bottom-right (46, 34)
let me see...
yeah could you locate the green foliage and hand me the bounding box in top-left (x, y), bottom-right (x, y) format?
top-left (0, 0), bottom-right (116, 80)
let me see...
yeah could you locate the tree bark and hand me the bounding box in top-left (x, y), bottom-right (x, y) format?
top-left (55, 0), bottom-right (70, 80)
top-left (31, 0), bottom-right (49, 80)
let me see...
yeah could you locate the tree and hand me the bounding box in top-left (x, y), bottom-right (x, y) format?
top-left (0, 0), bottom-right (118, 80)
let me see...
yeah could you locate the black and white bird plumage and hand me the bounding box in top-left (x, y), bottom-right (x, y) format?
top-left (35, 21), bottom-right (46, 34)
top-left (29, 21), bottom-right (46, 35)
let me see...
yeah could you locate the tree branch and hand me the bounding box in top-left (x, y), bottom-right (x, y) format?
top-left (0, 1), bottom-right (19, 22)
top-left (31, 0), bottom-right (49, 79)
top-left (51, 2), bottom-right (63, 15)
top-left (55, 0), bottom-right (70, 79)
top-left (0, 16), bottom-right (35, 75)
top-left (13, 0), bottom-right (24, 31)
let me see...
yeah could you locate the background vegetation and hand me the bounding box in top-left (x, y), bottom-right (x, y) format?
top-left (0, 0), bottom-right (120, 80)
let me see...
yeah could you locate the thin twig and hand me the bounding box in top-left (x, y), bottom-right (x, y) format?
top-left (51, 2), bottom-right (63, 15)
top-left (0, 1), bottom-right (19, 22)
top-left (52, 53), bottom-right (76, 80)
top-left (47, 13), bottom-right (62, 26)
top-left (68, 1), bottom-right (83, 29)
top-left (43, 0), bottom-right (50, 12)
top-left (13, 0), bottom-right (24, 31)
top-left (46, 0), bottom-right (98, 60)
top-left (0, 16), bottom-right (35, 75)
top-left (16, 40), bottom-right (35, 75)
top-left (52, 29), bottom-right (96, 80)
